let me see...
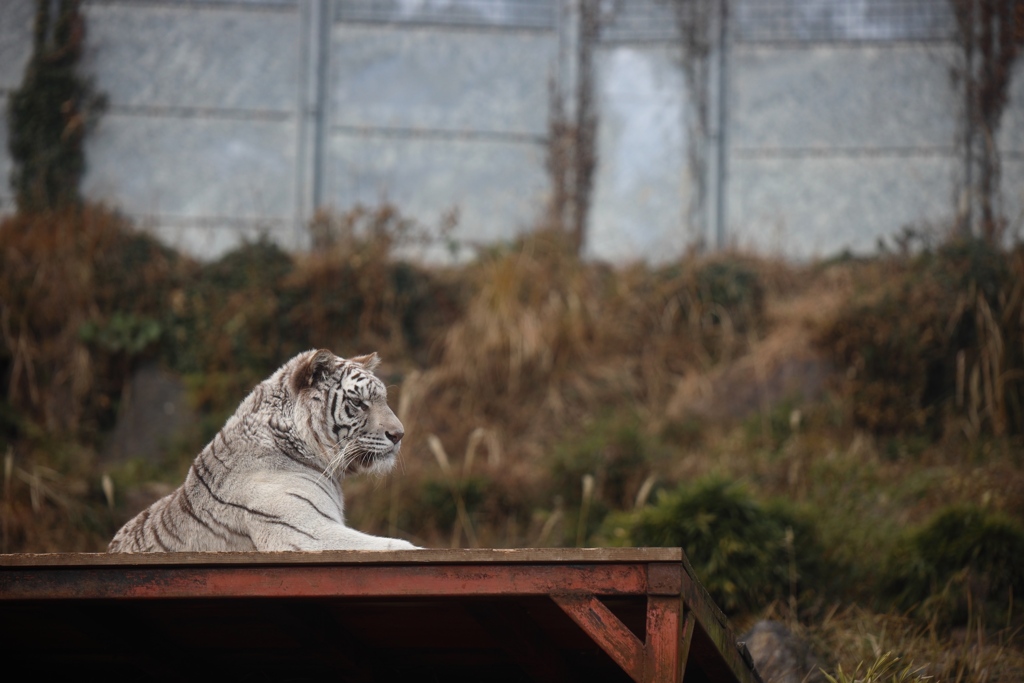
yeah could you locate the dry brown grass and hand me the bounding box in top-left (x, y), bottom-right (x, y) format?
top-left (341, 231), bottom-right (782, 549)
top-left (817, 243), bottom-right (1024, 438)
top-left (811, 605), bottom-right (1024, 683)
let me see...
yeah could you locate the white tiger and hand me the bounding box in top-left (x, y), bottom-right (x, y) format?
top-left (108, 349), bottom-right (419, 552)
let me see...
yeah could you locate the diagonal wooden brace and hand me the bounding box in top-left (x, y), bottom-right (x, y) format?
top-left (552, 593), bottom-right (645, 679)
top-left (552, 593), bottom-right (695, 683)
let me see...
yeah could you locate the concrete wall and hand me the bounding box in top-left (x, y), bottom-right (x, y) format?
top-left (1, 0), bottom-right (1022, 261)
top-left (81, 1), bottom-right (304, 255)
top-left (326, 22), bottom-right (555, 261)
top-left (728, 42), bottom-right (963, 257)
top-left (589, 43), bottom-right (692, 263)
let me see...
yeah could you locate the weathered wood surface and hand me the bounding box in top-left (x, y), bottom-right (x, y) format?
top-left (0, 547), bottom-right (760, 683)
top-left (0, 546), bottom-right (683, 566)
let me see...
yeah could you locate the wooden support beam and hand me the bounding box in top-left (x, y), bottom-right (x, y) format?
top-left (0, 548), bottom-right (685, 567)
top-left (679, 611), bottom-right (695, 680)
top-left (0, 563), bottom-right (648, 601)
top-left (678, 567), bottom-right (762, 683)
top-left (552, 593), bottom-right (645, 682)
top-left (553, 593), bottom-right (696, 683)
top-left (643, 596), bottom-right (683, 683)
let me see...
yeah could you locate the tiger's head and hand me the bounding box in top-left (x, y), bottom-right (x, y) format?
top-left (290, 349), bottom-right (404, 477)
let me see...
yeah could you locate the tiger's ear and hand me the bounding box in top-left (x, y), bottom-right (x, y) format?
top-left (291, 349), bottom-right (335, 393)
top-left (349, 352), bottom-right (381, 372)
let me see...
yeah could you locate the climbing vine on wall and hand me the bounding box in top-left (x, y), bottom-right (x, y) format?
top-left (6, 0), bottom-right (105, 213)
top-left (951, 0), bottom-right (1024, 243)
top-left (546, 0), bottom-right (600, 256)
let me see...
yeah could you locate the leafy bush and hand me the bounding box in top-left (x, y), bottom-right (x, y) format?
top-left (287, 229), bottom-right (460, 365)
top-left (601, 478), bottom-right (822, 614)
top-left (161, 210), bottom-right (461, 417)
top-left (694, 258), bottom-right (765, 333)
top-left (417, 477), bottom-right (490, 532)
top-left (545, 414), bottom-right (665, 546)
top-left (549, 413), bottom-right (657, 509)
top-left (166, 237), bottom-right (297, 381)
top-left (378, 464), bottom-right (546, 548)
top-left (0, 206), bottom-right (186, 437)
top-left (79, 313), bottom-right (162, 356)
top-left (884, 505), bottom-right (1024, 624)
top-left (742, 396), bottom-right (804, 451)
top-left (640, 257), bottom-right (766, 369)
top-left (818, 239), bottom-right (1024, 437)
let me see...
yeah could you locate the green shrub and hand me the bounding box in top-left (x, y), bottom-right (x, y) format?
top-left (601, 478), bottom-right (822, 615)
top-left (884, 505), bottom-right (1024, 624)
top-left (818, 240), bottom-right (1024, 437)
top-left (0, 203), bottom-right (461, 445)
top-left (549, 413), bottom-right (658, 511)
top-left (645, 258), bottom-right (766, 367)
top-left (694, 259), bottom-right (765, 332)
top-left (742, 396), bottom-right (803, 451)
top-left (417, 477), bottom-right (489, 531)
top-left (79, 313), bottom-right (162, 356)
top-left (165, 238), bottom-right (299, 379)
top-left (286, 246), bottom-right (458, 363)
top-left (0, 206), bottom-right (186, 437)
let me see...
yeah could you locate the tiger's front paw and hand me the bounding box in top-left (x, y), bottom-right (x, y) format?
top-left (386, 538), bottom-right (420, 550)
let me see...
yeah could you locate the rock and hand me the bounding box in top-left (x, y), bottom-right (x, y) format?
top-left (101, 363), bottom-right (197, 463)
top-left (739, 620), bottom-right (828, 683)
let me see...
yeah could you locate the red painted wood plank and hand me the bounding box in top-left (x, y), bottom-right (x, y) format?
top-left (678, 569), bottom-right (761, 683)
top-left (647, 563), bottom-right (683, 595)
top-left (678, 611), bottom-right (695, 682)
top-left (0, 548), bottom-right (685, 567)
top-left (643, 596), bottom-right (683, 683)
top-left (552, 593), bottom-right (645, 683)
top-left (0, 563), bottom-right (649, 601)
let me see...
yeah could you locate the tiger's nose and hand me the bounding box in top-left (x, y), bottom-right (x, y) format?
top-left (386, 429), bottom-right (404, 444)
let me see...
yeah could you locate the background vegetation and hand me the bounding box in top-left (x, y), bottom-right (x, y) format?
top-left (1, 205), bottom-right (1022, 680)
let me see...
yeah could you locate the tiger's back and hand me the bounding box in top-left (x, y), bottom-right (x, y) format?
top-left (108, 349), bottom-right (418, 553)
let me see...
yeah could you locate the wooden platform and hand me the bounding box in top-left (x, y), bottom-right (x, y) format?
top-left (0, 548), bottom-right (761, 683)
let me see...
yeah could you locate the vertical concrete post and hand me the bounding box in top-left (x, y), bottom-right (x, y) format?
top-left (552, 0), bottom-right (597, 255)
top-left (557, 0), bottom-right (579, 120)
top-left (296, 0), bottom-right (331, 245)
top-left (706, 0), bottom-right (730, 250)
